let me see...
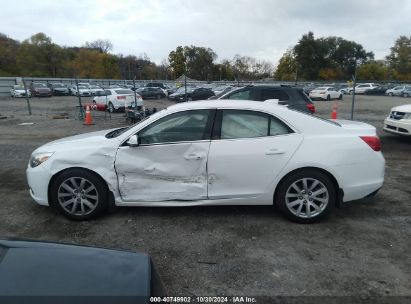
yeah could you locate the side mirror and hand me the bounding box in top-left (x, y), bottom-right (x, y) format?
top-left (127, 135), bottom-right (139, 147)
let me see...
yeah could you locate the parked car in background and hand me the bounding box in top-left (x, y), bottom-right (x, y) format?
top-left (70, 85), bottom-right (91, 97)
top-left (168, 86), bottom-right (196, 101)
top-left (386, 85), bottom-right (407, 96)
top-left (218, 85), bottom-right (315, 113)
top-left (383, 104), bottom-right (411, 136)
top-left (146, 82), bottom-right (166, 89)
top-left (212, 85), bottom-right (232, 95)
top-left (0, 239), bottom-right (165, 297)
top-left (93, 89), bottom-right (143, 112)
top-left (29, 82), bottom-right (52, 97)
top-left (10, 84), bottom-right (31, 98)
top-left (338, 85), bottom-right (352, 95)
top-left (89, 85), bottom-right (104, 96)
top-left (136, 87), bottom-right (166, 99)
top-left (402, 86), bottom-right (411, 97)
top-left (349, 83), bottom-right (379, 94)
top-left (171, 87), bottom-right (215, 102)
top-left (309, 87), bottom-right (342, 101)
top-left (48, 83), bottom-right (69, 96)
top-left (26, 100), bottom-right (384, 223)
top-left (77, 82), bottom-right (91, 89)
top-left (364, 85), bottom-right (392, 96)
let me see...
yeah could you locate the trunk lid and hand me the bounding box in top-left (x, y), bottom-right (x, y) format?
top-left (331, 119), bottom-right (376, 136)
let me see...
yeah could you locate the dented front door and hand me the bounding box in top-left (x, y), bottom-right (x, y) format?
top-left (115, 142), bottom-right (210, 201)
top-left (114, 109), bottom-right (214, 202)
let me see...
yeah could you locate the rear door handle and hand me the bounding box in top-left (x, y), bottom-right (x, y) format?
top-left (184, 153), bottom-right (203, 160)
top-left (265, 149), bottom-right (285, 155)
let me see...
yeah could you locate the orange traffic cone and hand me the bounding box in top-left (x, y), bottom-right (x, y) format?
top-left (83, 105), bottom-right (94, 125)
top-left (331, 101), bottom-right (338, 119)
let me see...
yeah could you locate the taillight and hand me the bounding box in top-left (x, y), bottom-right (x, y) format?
top-left (307, 103), bottom-right (316, 113)
top-left (320, 91), bottom-right (326, 94)
top-left (360, 136), bottom-right (381, 151)
top-left (117, 95), bottom-right (126, 100)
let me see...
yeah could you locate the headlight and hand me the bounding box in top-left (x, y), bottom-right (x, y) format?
top-left (404, 113), bottom-right (411, 120)
top-left (30, 152), bottom-right (54, 168)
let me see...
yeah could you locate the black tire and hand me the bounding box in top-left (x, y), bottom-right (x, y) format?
top-left (326, 95), bottom-right (331, 101)
top-left (275, 169), bottom-right (336, 224)
top-left (404, 93), bottom-right (409, 98)
top-left (338, 94), bottom-right (343, 100)
top-left (388, 92), bottom-right (393, 96)
top-left (50, 168), bottom-right (109, 220)
top-left (108, 102), bottom-right (115, 113)
top-left (156, 94), bottom-right (161, 99)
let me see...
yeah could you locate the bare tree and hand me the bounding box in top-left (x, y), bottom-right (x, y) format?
top-left (84, 39), bottom-right (113, 53)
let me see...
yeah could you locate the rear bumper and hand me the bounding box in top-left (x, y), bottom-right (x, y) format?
top-left (383, 118), bottom-right (411, 135)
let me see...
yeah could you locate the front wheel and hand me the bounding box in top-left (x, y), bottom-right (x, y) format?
top-left (275, 170), bottom-right (336, 223)
top-left (388, 92), bottom-right (393, 96)
top-left (403, 93), bottom-right (409, 98)
top-left (326, 95), bottom-right (331, 101)
top-left (50, 169), bottom-right (109, 220)
top-left (338, 94), bottom-right (343, 100)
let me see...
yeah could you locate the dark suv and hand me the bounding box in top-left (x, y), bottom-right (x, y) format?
top-left (217, 85), bottom-right (315, 113)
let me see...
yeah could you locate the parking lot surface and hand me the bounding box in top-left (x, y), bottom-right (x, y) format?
top-left (0, 94), bottom-right (410, 297)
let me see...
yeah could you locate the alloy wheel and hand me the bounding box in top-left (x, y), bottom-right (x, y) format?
top-left (57, 177), bottom-right (99, 216)
top-left (285, 178), bottom-right (329, 219)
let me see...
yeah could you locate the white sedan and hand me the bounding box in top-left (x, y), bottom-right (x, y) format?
top-left (309, 87), bottom-right (342, 100)
top-left (26, 100), bottom-right (385, 223)
top-left (10, 85), bottom-right (31, 98)
top-left (383, 104), bottom-right (411, 136)
top-left (92, 89), bottom-right (143, 112)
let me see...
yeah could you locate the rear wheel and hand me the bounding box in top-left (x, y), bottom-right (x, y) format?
top-left (388, 92), bottom-right (393, 96)
top-left (326, 95), bottom-right (331, 101)
top-left (108, 102), bottom-right (115, 113)
top-left (338, 94), bottom-right (343, 100)
top-left (403, 93), bottom-right (409, 98)
top-left (50, 169), bottom-right (109, 220)
top-left (275, 170), bottom-right (336, 223)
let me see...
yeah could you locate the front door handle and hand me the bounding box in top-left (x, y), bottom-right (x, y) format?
top-left (265, 149), bottom-right (285, 155)
top-left (184, 153), bottom-right (203, 160)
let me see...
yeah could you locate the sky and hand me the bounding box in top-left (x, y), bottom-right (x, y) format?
top-left (1, 0), bottom-right (410, 66)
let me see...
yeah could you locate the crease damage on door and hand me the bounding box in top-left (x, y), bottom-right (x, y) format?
top-left (116, 143), bottom-right (209, 202)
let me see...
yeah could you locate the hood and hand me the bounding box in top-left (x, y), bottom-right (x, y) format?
top-left (15, 89), bottom-right (26, 93)
top-left (34, 88), bottom-right (50, 91)
top-left (0, 239), bottom-right (154, 296)
top-left (37, 129), bottom-right (118, 151)
top-left (391, 104), bottom-right (411, 112)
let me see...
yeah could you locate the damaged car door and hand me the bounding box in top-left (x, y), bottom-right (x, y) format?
top-left (115, 109), bottom-right (215, 202)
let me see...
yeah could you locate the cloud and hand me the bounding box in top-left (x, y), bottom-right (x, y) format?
top-left (1, 0), bottom-right (410, 65)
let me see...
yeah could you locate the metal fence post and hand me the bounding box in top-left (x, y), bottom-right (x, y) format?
top-left (22, 78), bottom-right (32, 115)
top-left (350, 63), bottom-right (357, 120)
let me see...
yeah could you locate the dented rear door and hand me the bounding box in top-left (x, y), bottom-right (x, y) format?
top-left (115, 109), bottom-right (214, 202)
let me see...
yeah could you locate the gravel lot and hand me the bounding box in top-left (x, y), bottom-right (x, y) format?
top-left (0, 94), bottom-right (410, 299)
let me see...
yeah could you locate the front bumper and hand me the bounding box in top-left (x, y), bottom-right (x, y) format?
top-left (383, 118), bottom-right (411, 136)
top-left (26, 163), bottom-right (53, 206)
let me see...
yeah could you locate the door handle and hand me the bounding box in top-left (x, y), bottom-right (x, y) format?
top-left (265, 149), bottom-right (285, 155)
top-left (184, 153), bottom-right (203, 160)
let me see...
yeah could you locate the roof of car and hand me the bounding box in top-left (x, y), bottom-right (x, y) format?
top-left (167, 99), bottom-right (289, 114)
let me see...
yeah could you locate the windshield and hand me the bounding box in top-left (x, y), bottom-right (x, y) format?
top-left (78, 86), bottom-right (87, 89)
top-left (33, 83), bottom-right (47, 88)
top-left (14, 85), bottom-right (24, 90)
top-left (315, 87), bottom-right (326, 90)
top-left (53, 84), bottom-right (65, 88)
top-left (90, 86), bottom-right (100, 89)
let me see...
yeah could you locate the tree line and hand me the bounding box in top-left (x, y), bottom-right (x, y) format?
top-left (0, 32), bottom-right (410, 81)
top-left (275, 32), bottom-right (411, 81)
